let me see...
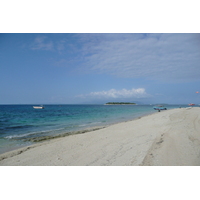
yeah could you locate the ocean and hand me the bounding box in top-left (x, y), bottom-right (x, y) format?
top-left (0, 104), bottom-right (188, 154)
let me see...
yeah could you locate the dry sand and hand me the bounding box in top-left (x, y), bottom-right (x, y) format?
top-left (1, 107), bottom-right (200, 166)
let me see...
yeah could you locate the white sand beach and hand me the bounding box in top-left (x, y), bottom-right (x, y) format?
top-left (1, 107), bottom-right (200, 166)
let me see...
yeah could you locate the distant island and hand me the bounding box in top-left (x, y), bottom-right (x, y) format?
top-left (105, 102), bottom-right (136, 105)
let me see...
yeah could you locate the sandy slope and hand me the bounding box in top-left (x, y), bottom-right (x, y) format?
top-left (1, 107), bottom-right (200, 166)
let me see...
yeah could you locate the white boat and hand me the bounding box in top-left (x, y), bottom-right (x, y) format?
top-left (33, 105), bottom-right (44, 109)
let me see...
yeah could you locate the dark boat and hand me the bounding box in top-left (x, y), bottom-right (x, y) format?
top-left (153, 105), bottom-right (167, 111)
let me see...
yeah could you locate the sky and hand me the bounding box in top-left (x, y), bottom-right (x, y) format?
top-left (1, 33), bottom-right (200, 104)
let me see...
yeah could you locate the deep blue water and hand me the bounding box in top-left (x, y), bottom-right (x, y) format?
top-left (0, 104), bottom-right (189, 154)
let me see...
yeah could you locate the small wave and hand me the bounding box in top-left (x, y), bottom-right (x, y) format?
top-left (79, 122), bottom-right (102, 127)
top-left (4, 128), bottom-right (66, 139)
top-left (5, 133), bottom-right (34, 139)
top-left (79, 124), bottom-right (87, 127)
top-left (90, 121), bottom-right (102, 125)
top-left (6, 125), bottom-right (33, 130)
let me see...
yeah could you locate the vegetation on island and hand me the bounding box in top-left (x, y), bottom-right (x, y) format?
top-left (105, 102), bottom-right (136, 105)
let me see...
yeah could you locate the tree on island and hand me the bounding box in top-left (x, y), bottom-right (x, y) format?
top-left (105, 102), bottom-right (136, 105)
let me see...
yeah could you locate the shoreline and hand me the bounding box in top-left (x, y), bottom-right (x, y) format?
top-left (0, 110), bottom-right (159, 157)
top-left (0, 111), bottom-right (157, 163)
top-left (1, 107), bottom-right (200, 165)
top-left (0, 109), bottom-right (155, 155)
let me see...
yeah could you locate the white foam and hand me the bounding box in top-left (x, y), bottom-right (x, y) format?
top-left (5, 128), bottom-right (65, 139)
top-left (79, 121), bottom-right (102, 127)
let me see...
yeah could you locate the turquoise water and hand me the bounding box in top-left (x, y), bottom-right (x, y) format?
top-left (0, 104), bottom-right (188, 154)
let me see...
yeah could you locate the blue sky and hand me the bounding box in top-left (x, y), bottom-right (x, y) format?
top-left (1, 33), bottom-right (200, 104)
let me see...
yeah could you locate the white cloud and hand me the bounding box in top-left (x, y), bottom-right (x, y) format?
top-left (31, 36), bottom-right (53, 50)
top-left (79, 88), bottom-right (150, 99)
top-left (56, 40), bottom-right (66, 52)
top-left (77, 33), bottom-right (200, 82)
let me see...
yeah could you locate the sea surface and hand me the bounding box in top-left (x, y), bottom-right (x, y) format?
top-left (0, 104), bottom-right (189, 154)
